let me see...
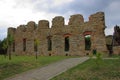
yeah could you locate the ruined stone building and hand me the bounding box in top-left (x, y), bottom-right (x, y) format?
top-left (8, 12), bottom-right (108, 56)
top-left (112, 25), bottom-right (120, 54)
top-left (113, 25), bottom-right (120, 46)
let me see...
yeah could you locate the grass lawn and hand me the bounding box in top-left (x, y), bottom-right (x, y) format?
top-left (0, 55), bottom-right (71, 80)
top-left (51, 58), bottom-right (120, 80)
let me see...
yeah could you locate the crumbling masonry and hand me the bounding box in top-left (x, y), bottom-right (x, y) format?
top-left (8, 12), bottom-right (108, 56)
top-left (113, 25), bottom-right (120, 55)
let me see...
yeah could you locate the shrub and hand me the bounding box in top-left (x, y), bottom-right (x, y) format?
top-left (95, 53), bottom-right (103, 68)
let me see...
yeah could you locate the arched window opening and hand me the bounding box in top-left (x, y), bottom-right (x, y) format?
top-left (23, 38), bottom-right (26, 51)
top-left (65, 36), bottom-right (69, 51)
top-left (85, 35), bottom-right (91, 50)
top-left (47, 36), bottom-right (52, 51)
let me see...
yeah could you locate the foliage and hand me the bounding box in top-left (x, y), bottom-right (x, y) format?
top-left (0, 38), bottom-right (8, 55)
top-left (34, 39), bottom-right (40, 52)
top-left (95, 53), bottom-right (103, 68)
top-left (2, 38), bottom-right (8, 50)
top-left (34, 39), bottom-right (40, 47)
top-left (7, 33), bottom-right (14, 60)
top-left (34, 39), bottom-right (40, 59)
top-left (7, 33), bottom-right (14, 46)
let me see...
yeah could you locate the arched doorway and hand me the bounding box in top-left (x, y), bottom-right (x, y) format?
top-left (64, 33), bottom-right (71, 52)
top-left (23, 38), bottom-right (26, 51)
top-left (83, 31), bottom-right (92, 50)
top-left (47, 36), bottom-right (52, 51)
top-left (85, 35), bottom-right (91, 50)
top-left (65, 36), bottom-right (69, 51)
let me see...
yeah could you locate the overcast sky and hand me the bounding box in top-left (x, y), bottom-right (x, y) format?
top-left (0, 0), bottom-right (120, 40)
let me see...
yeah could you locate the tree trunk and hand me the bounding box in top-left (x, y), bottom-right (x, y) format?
top-left (36, 51), bottom-right (38, 59)
top-left (8, 45), bottom-right (11, 60)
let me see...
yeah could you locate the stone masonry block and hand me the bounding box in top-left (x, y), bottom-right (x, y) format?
top-left (38, 20), bottom-right (49, 29)
top-left (52, 16), bottom-right (64, 28)
top-left (68, 14), bottom-right (84, 25)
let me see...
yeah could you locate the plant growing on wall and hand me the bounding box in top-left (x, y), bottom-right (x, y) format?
top-left (7, 33), bottom-right (14, 60)
top-left (34, 39), bottom-right (40, 59)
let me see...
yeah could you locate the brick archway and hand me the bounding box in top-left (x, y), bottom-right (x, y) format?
top-left (83, 31), bottom-right (92, 36)
top-left (63, 33), bottom-right (71, 52)
top-left (63, 33), bottom-right (71, 37)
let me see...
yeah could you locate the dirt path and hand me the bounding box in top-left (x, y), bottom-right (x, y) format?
top-left (5, 57), bottom-right (89, 80)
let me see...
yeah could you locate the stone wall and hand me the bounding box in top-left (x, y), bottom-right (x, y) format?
top-left (68, 14), bottom-right (84, 26)
top-left (52, 16), bottom-right (64, 28)
top-left (113, 25), bottom-right (120, 46)
top-left (113, 46), bottom-right (120, 55)
top-left (8, 12), bottom-right (108, 56)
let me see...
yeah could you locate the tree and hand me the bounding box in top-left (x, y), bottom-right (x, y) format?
top-left (2, 38), bottom-right (8, 57)
top-left (0, 38), bottom-right (8, 56)
top-left (7, 33), bottom-right (14, 60)
top-left (95, 53), bottom-right (103, 68)
top-left (0, 40), bottom-right (3, 55)
top-left (34, 39), bottom-right (40, 59)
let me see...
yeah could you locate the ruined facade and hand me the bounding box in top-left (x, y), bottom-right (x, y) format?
top-left (113, 25), bottom-right (120, 46)
top-left (113, 25), bottom-right (120, 55)
top-left (8, 12), bottom-right (108, 56)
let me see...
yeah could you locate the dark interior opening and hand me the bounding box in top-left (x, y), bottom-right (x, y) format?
top-left (23, 38), bottom-right (26, 51)
top-left (65, 36), bottom-right (69, 51)
top-left (85, 35), bottom-right (91, 50)
top-left (48, 38), bottom-right (52, 51)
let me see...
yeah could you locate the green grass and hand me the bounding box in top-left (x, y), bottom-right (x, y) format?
top-left (0, 55), bottom-right (70, 80)
top-left (108, 54), bottom-right (120, 58)
top-left (51, 58), bottom-right (120, 80)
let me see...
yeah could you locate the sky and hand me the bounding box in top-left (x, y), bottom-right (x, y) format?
top-left (0, 0), bottom-right (120, 40)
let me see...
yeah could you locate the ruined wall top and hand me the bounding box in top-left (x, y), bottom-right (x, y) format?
top-left (8, 27), bottom-right (16, 35)
top-left (52, 16), bottom-right (64, 28)
top-left (113, 25), bottom-right (120, 46)
top-left (17, 25), bottom-right (26, 32)
top-left (89, 12), bottom-right (105, 23)
top-left (114, 25), bottom-right (120, 33)
top-left (27, 21), bottom-right (36, 32)
top-left (68, 14), bottom-right (84, 26)
top-left (8, 12), bottom-right (105, 34)
top-left (38, 20), bottom-right (49, 29)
